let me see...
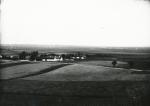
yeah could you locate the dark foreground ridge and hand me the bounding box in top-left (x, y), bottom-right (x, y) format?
top-left (0, 80), bottom-right (150, 106)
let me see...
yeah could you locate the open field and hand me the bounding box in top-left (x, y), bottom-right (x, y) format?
top-left (1, 80), bottom-right (150, 106)
top-left (1, 44), bottom-right (150, 70)
top-left (78, 60), bottom-right (129, 68)
top-left (1, 45), bottom-right (150, 105)
top-left (22, 64), bottom-right (150, 81)
top-left (1, 61), bottom-right (150, 81)
top-left (0, 61), bottom-right (150, 105)
top-left (0, 60), bottom-right (32, 69)
top-left (78, 60), bottom-right (150, 70)
top-left (0, 62), bottom-right (70, 80)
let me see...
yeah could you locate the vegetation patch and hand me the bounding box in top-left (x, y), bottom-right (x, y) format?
top-left (8, 63), bottom-right (71, 80)
top-left (0, 80), bottom-right (150, 106)
top-left (0, 62), bottom-right (70, 80)
top-left (0, 61), bottom-right (32, 69)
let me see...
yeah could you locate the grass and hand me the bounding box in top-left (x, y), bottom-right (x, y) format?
top-left (78, 60), bottom-right (129, 68)
top-left (1, 60), bottom-right (150, 105)
top-left (1, 60), bottom-right (149, 81)
top-left (78, 60), bottom-right (150, 70)
top-left (11, 64), bottom-right (70, 80)
top-left (1, 45), bottom-right (150, 105)
top-left (0, 60), bottom-right (32, 69)
top-left (1, 80), bottom-right (150, 106)
top-left (22, 64), bottom-right (150, 81)
top-left (0, 62), bottom-right (69, 80)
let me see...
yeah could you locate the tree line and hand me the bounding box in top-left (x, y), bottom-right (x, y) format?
top-left (19, 51), bottom-right (38, 61)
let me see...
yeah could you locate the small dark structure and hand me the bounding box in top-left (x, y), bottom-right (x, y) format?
top-left (112, 60), bottom-right (117, 67)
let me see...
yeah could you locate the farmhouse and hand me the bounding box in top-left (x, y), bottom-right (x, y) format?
top-left (10, 55), bottom-right (19, 59)
top-left (81, 56), bottom-right (86, 60)
top-left (71, 55), bottom-right (86, 60)
top-left (42, 55), bottom-right (63, 62)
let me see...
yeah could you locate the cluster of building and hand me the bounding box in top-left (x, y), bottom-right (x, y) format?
top-left (0, 52), bottom-right (87, 62)
top-left (0, 54), bottom-right (19, 60)
top-left (38, 53), bottom-right (87, 62)
top-left (40, 54), bottom-right (64, 62)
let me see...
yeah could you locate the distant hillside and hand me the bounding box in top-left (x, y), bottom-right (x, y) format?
top-left (1, 44), bottom-right (150, 55)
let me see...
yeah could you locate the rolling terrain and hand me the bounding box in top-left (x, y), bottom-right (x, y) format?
top-left (1, 44), bottom-right (150, 105)
top-left (0, 60), bottom-right (150, 105)
top-left (21, 63), bottom-right (149, 81)
top-left (1, 61), bottom-right (150, 81)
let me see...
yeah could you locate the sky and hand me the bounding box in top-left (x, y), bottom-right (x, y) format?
top-left (1, 0), bottom-right (150, 47)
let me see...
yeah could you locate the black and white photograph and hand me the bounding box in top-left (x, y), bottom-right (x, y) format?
top-left (0, 0), bottom-right (150, 105)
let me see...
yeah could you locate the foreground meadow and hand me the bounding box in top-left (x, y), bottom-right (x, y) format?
top-left (0, 60), bottom-right (150, 106)
top-left (22, 64), bottom-right (150, 81)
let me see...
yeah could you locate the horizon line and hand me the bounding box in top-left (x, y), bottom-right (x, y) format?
top-left (1, 43), bottom-right (150, 48)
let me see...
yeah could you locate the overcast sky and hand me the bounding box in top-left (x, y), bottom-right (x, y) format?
top-left (1, 0), bottom-right (150, 47)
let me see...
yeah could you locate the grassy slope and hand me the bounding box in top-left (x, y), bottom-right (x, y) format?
top-left (0, 62), bottom-right (69, 80)
top-left (0, 61), bottom-right (32, 69)
top-left (1, 62), bottom-right (150, 105)
top-left (78, 60), bottom-right (150, 70)
top-left (1, 45), bottom-right (150, 105)
top-left (1, 61), bottom-right (149, 81)
top-left (23, 64), bottom-right (150, 81)
top-left (78, 60), bottom-right (129, 68)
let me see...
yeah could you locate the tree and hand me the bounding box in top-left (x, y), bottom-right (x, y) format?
top-left (61, 54), bottom-right (65, 59)
top-left (19, 51), bottom-right (28, 60)
top-left (30, 51), bottom-right (38, 61)
top-left (112, 60), bottom-right (117, 67)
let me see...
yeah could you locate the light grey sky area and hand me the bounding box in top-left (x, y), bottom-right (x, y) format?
top-left (1, 0), bottom-right (150, 47)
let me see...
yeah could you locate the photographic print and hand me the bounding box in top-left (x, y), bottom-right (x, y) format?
top-left (0, 0), bottom-right (150, 105)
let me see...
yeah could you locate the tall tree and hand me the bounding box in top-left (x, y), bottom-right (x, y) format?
top-left (19, 51), bottom-right (27, 60)
top-left (30, 51), bottom-right (38, 61)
